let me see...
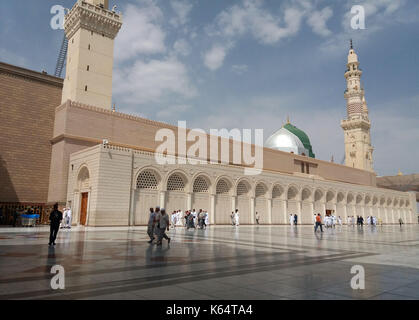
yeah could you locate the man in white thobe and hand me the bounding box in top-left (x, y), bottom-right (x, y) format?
top-left (234, 210), bottom-right (240, 226)
top-left (66, 207), bottom-right (72, 228)
top-left (289, 214), bottom-right (294, 226)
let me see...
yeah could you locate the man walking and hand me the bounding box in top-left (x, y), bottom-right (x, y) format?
top-left (49, 203), bottom-right (63, 246)
top-left (156, 209), bottom-right (171, 246)
top-left (147, 208), bottom-right (156, 243)
top-left (314, 213), bottom-right (323, 233)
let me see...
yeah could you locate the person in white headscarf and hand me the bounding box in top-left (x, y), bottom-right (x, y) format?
top-left (65, 206), bottom-right (72, 228)
top-left (234, 209), bottom-right (240, 226)
top-left (289, 214), bottom-right (294, 226)
top-left (204, 210), bottom-right (209, 228)
top-left (61, 208), bottom-right (68, 229)
top-left (337, 216), bottom-right (342, 226)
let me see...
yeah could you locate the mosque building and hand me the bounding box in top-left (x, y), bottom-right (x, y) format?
top-left (1, 0), bottom-right (417, 226)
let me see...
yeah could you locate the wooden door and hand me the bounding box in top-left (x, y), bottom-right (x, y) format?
top-left (80, 193), bottom-right (88, 225)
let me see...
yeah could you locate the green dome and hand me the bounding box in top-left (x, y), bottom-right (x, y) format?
top-left (283, 123), bottom-right (315, 158)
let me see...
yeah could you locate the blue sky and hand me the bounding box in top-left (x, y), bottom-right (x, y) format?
top-left (1, 0), bottom-right (418, 176)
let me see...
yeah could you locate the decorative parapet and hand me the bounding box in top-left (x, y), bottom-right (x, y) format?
top-left (64, 0), bottom-right (123, 39)
top-left (64, 100), bottom-right (177, 129)
top-left (341, 116), bottom-right (371, 130)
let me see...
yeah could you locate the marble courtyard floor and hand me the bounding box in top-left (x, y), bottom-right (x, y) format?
top-left (0, 224), bottom-right (419, 300)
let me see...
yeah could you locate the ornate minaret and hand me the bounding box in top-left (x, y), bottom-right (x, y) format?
top-left (341, 41), bottom-right (374, 172)
top-left (61, 0), bottom-right (122, 110)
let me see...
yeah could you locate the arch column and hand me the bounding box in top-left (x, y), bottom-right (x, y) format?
top-left (280, 199), bottom-right (287, 224)
top-left (231, 195), bottom-right (236, 213)
top-left (129, 187), bottom-right (135, 226)
top-left (250, 197), bottom-right (255, 225)
top-left (342, 203), bottom-right (347, 224)
top-left (187, 192), bottom-right (192, 210)
top-left (210, 194), bottom-right (215, 224)
top-left (267, 198), bottom-right (272, 224)
top-left (159, 191), bottom-right (166, 209)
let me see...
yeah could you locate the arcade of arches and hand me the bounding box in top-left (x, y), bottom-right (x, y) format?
top-left (67, 145), bottom-right (415, 227)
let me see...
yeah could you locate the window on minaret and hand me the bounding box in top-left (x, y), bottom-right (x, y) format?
top-left (87, 65), bottom-right (90, 71)
top-left (88, 44), bottom-right (91, 50)
top-left (85, 85), bottom-right (88, 91)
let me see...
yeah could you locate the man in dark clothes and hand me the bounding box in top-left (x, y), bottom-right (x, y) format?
top-left (49, 203), bottom-right (63, 246)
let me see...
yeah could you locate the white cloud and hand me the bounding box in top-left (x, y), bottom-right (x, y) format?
top-left (170, 0), bottom-right (194, 27)
top-left (204, 44), bottom-right (230, 71)
top-left (320, 0), bottom-right (410, 54)
top-left (173, 39), bottom-right (191, 56)
top-left (307, 7), bottom-right (333, 37)
top-left (115, 2), bottom-right (166, 61)
top-left (203, 0), bottom-right (333, 70)
top-left (114, 57), bottom-right (197, 104)
top-left (231, 64), bottom-right (248, 75)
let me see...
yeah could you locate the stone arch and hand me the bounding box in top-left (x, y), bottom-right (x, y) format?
top-left (255, 182), bottom-right (269, 223)
top-left (133, 167), bottom-right (161, 225)
top-left (77, 165), bottom-right (90, 191)
top-left (236, 178), bottom-right (252, 224)
top-left (314, 189), bottom-right (324, 202)
top-left (372, 196), bottom-right (378, 206)
top-left (165, 171), bottom-right (189, 215)
top-left (380, 196), bottom-right (386, 206)
top-left (215, 177), bottom-right (233, 195)
top-left (167, 171), bottom-right (188, 192)
top-left (192, 174), bottom-right (211, 193)
top-left (236, 179), bottom-right (252, 197)
top-left (255, 182), bottom-right (268, 198)
top-left (191, 174), bottom-right (212, 214)
top-left (271, 184), bottom-right (286, 224)
top-left (387, 197), bottom-right (393, 206)
top-left (135, 167), bottom-right (162, 190)
top-left (287, 185), bottom-right (299, 200)
top-left (326, 190), bottom-right (336, 203)
top-left (301, 187), bottom-right (312, 201)
top-left (356, 194), bottom-right (363, 204)
top-left (76, 165), bottom-right (91, 226)
top-left (364, 194), bottom-right (371, 205)
top-left (272, 185), bottom-right (284, 199)
top-left (399, 199), bottom-right (405, 207)
top-left (337, 192), bottom-right (345, 203)
top-left (214, 176), bottom-right (233, 225)
top-left (347, 193), bottom-right (355, 204)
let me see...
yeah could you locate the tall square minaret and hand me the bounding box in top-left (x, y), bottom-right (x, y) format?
top-left (61, 0), bottom-right (122, 109)
top-left (341, 41), bottom-right (374, 172)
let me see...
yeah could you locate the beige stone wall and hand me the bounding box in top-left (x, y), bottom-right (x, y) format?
top-left (67, 145), bottom-right (415, 226)
top-left (49, 100), bottom-right (377, 204)
top-left (0, 62), bottom-right (63, 204)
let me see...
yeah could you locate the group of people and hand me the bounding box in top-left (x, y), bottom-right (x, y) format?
top-left (320, 214), bottom-right (343, 228)
top-left (170, 209), bottom-right (210, 230)
top-left (346, 215), bottom-right (379, 226)
top-left (147, 207), bottom-right (171, 246)
top-left (61, 207), bottom-right (72, 229)
top-left (289, 214), bottom-right (298, 225)
top-left (230, 209), bottom-right (240, 226)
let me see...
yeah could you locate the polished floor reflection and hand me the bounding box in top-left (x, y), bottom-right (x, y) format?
top-left (0, 224), bottom-right (419, 300)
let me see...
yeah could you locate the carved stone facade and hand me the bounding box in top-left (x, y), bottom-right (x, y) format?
top-left (341, 45), bottom-right (374, 172)
top-left (66, 145), bottom-right (417, 226)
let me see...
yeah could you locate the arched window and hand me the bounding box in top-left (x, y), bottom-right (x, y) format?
top-left (216, 179), bottom-right (230, 194)
top-left (193, 177), bottom-right (209, 193)
top-left (237, 181), bottom-right (249, 196)
top-left (137, 170), bottom-right (159, 190)
top-left (167, 174), bottom-right (186, 191)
